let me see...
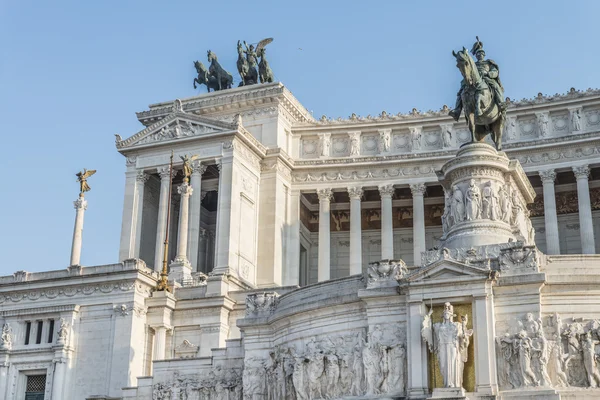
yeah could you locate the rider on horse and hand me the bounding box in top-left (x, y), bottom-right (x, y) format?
top-left (449, 37), bottom-right (506, 121)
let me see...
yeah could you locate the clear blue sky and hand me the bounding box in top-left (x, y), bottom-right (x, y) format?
top-left (0, 1), bottom-right (598, 274)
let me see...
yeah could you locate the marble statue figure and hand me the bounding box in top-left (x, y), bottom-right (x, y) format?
top-left (452, 185), bottom-right (465, 223)
top-left (465, 179), bottom-right (481, 221)
top-left (421, 302), bottom-right (473, 388)
top-left (581, 331), bottom-right (600, 387)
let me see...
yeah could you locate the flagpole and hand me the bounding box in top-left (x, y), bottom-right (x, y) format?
top-left (156, 150), bottom-right (174, 292)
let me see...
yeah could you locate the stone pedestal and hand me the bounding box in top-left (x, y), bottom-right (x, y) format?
top-left (430, 387), bottom-right (468, 399)
top-left (437, 143), bottom-right (536, 249)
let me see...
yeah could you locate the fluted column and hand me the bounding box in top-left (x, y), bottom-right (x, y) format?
top-left (153, 326), bottom-right (167, 361)
top-left (411, 183), bottom-right (427, 266)
top-left (539, 170), bottom-right (560, 255)
top-left (347, 187), bottom-right (363, 275)
top-left (188, 162), bottom-right (207, 271)
top-left (573, 165), bottom-right (595, 254)
top-left (379, 185), bottom-right (395, 260)
top-left (154, 167), bottom-right (175, 271)
top-left (134, 171), bottom-right (149, 258)
top-left (317, 188), bottom-right (333, 282)
top-left (70, 195), bottom-right (87, 266)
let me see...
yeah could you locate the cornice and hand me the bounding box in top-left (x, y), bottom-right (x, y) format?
top-left (135, 83), bottom-right (314, 125)
top-left (292, 88), bottom-right (600, 130)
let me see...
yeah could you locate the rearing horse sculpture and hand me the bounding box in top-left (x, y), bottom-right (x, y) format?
top-left (452, 48), bottom-right (505, 150)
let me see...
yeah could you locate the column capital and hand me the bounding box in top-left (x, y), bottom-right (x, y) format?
top-left (136, 170), bottom-right (150, 184)
top-left (347, 186), bottom-right (364, 200)
top-left (191, 161), bottom-right (207, 176)
top-left (410, 183), bottom-right (427, 196)
top-left (573, 165), bottom-right (590, 180)
top-left (158, 166), bottom-right (176, 181)
top-left (378, 184), bottom-right (395, 198)
top-left (177, 182), bottom-right (193, 197)
top-left (73, 197), bottom-right (88, 210)
top-left (539, 169), bottom-right (556, 183)
top-left (317, 188), bottom-right (333, 202)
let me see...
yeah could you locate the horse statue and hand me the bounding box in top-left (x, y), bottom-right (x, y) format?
top-left (236, 40), bottom-right (250, 86)
top-left (258, 47), bottom-right (274, 83)
top-left (451, 47), bottom-right (505, 150)
top-left (193, 61), bottom-right (222, 92)
top-left (207, 50), bottom-right (233, 91)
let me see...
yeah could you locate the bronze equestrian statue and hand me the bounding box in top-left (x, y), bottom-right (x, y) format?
top-left (206, 50), bottom-right (233, 91)
top-left (449, 38), bottom-right (506, 150)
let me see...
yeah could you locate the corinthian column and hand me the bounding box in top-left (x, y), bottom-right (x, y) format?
top-left (317, 188), bottom-right (333, 281)
top-left (188, 162), bottom-right (207, 271)
top-left (70, 195), bottom-right (87, 266)
top-left (379, 185), bottom-right (395, 260)
top-left (154, 167), bottom-right (175, 271)
top-left (573, 165), bottom-right (595, 254)
top-left (169, 182), bottom-right (193, 283)
top-left (411, 183), bottom-right (427, 266)
top-left (134, 171), bottom-right (149, 258)
top-left (539, 170), bottom-right (560, 255)
top-left (347, 187), bottom-right (363, 275)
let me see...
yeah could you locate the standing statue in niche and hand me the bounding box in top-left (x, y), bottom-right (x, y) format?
top-left (449, 37), bottom-right (506, 150)
top-left (421, 302), bottom-right (474, 388)
top-left (452, 185), bottom-right (465, 223)
top-left (465, 179), bottom-right (481, 221)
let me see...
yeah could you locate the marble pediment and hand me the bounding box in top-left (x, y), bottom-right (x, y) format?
top-left (401, 259), bottom-right (496, 285)
top-left (116, 110), bottom-right (236, 149)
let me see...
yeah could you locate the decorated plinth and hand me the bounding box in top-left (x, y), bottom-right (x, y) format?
top-left (437, 142), bottom-right (536, 250)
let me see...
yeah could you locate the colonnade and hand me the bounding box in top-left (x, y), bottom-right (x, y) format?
top-left (539, 164), bottom-right (596, 255)
top-left (315, 183), bottom-right (428, 282)
top-left (133, 160), bottom-right (216, 274)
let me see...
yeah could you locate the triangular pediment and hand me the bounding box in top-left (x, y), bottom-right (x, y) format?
top-left (116, 112), bottom-right (236, 149)
top-left (402, 259), bottom-right (492, 284)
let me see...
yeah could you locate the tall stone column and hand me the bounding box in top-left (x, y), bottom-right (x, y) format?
top-left (284, 189), bottom-right (301, 286)
top-left (153, 326), bottom-right (167, 361)
top-left (70, 195), bottom-right (87, 266)
top-left (188, 162), bottom-right (207, 271)
top-left (539, 170), bottom-right (561, 255)
top-left (411, 183), bottom-right (427, 266)
top-left (317, 188), bottom-right (333, 282)
top-left (379, 185), bottom-right (395, 260)
top-left (134, 171), bottom-right (149, 258)
top-left (573, 165), bottom-right (595, 254)
top-left (169, 182), bottom-right (193, 283)
top-left (347, 186), bottom-right (363, 275)
top-left (214, 158), bottom-right (234, 274)
top-left (154, 167), bottom-right (175, 272)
